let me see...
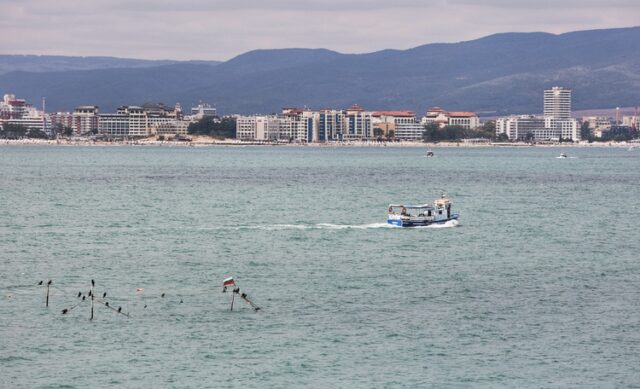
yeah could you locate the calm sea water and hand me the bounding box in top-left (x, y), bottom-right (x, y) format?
top-left (1, 145), bottom-right (639, 388)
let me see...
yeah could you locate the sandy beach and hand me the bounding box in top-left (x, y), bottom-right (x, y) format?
top-left (1, 137), bottom-right (638, 148)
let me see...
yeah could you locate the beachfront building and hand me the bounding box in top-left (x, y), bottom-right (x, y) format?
top-left (50, 112), bottom-right (74, 134)
top-left (280, 108), bottom-right (316, 142)
top-left (343, 105), bottom-right (373, 140)
top-left (191, 103), bottom-right (216, 119)
top-left (98, 103), bottom-right (188, 138)
top-left (495, 87), bottom-right (580, 141)
top-left (98, 106), bottom-right (147, 137)
top-left (372, 111), bottom-right (423, 140)
top-left (0, 94), bottom-right (29, 120)
top-left (73, 106), bottom-right (100, 135)
top-left (236, 108), bottom-right (315, 142)
top-left (236, 115), bottom-right (280, 141)
top-left (495, 115), bottom-right (579, 141)
top-left (582, 116), bottom-right (612, 135)
top-left (544, 86), bottom-right (572, 120)
top-left (622, 115), bottom-right (639, 129)
top-left (236, 105), bottom-right (425, 142)
top-left (0, 94), bottom-right (51, 134)
top-left (422, 107), bottom-right (480, 129)
top-left (318, 109), bottom-right (344, 141)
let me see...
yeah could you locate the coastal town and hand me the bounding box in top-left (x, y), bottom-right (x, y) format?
top-left (1, 87), bottom-right (638, 145)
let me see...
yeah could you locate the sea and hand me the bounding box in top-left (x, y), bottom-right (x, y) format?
top-left (1, 145), bottom-right (639, 388)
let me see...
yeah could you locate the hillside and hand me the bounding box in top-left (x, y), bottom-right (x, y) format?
top-left (0, 27), bottom-right (638, 115)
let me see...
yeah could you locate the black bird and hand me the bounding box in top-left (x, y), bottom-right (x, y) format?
top-left (144, 304), bottom-right (147, 308)
top-left (82, 296), bottom-right (86, 301)
top-left (77, 292), bottom-right (82, 298)
top-left (103, 292), bottom-right (107, 298)
top-left (48, 280), bottom-right (52, 285)
top-left (38, 281), bottom-right (43, 285)
top-left (88, 291), bottom-right (92, 297)
top-left (62, 309), bottom-right (68, 314)
top-left (161, 293), bottom-right (165, 298)
top-left (180, 299), bottom-right (183, 304)
top-left (91, 279), bottom-right (95, 287)
top-left (117, 307), bottom-right (122, 313)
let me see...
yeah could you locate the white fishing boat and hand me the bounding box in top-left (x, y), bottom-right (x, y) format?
top-left (387, 194), bottom-right (459, 228)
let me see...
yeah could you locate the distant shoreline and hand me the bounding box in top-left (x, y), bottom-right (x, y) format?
top-left (0, 138), bottom-right (637, 148)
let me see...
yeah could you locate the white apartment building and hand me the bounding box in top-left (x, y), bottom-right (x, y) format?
top-left (0, 94), bottom-right (51, 134)
top-left (496, 115), bottom-right (579, 141)
top-left (1, 94), bottom-right (28, 119)
top-left (622, 115), bottom-right (639, 129)
top-left (236, 115), bottom-right (281, 141)
top-left (422, 107), bottom-right (480, 129)
top-left (98, 104), bottom-right (188, 138)
top-left (544, 86), bottom-right (572, 120)
top-left (73, 106), bottom-right (99, 135)
top-left (191, 103), bottom-right (216, 119)
top-left (372, 111), bottom-right (423, 140)
top-left (496, 87), bottom-right (579, 141)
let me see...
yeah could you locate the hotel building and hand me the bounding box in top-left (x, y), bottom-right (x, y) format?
top-left (422, 107), bottom-right (480, 130)
top-left (496, 87), bottom-right (580, 141)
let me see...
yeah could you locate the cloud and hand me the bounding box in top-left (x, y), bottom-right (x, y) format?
top-left (0, 0), bottom-right (638, 60)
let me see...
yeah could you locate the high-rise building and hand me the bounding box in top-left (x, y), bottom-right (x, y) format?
top-left (372, 111), bottom-right (423, 140)
top-left (544, 86), bottom-right (572, 120)
top-left (73, 106), bottom-right (99, 135)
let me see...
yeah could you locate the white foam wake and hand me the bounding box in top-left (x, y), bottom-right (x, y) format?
top-left (225, 221), bottom-right (459, 231)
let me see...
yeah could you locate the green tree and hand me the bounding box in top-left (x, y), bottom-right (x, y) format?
top-left (0, 123), bottom-right (27, 139)
top-left (580, 121), bottom-right (592, 141)
top-left (496, 133), bottom-right (509, 142)
top-left (444, 125), bottom-right (465, 140)
top-left (27, 129), bottom-right (49, 139)
top-left (525, 132), bottom-right (534, 141)
top-left (422, 123), bottom-right (440, 142)
top-left (188, 116), bottom-right (236, 139)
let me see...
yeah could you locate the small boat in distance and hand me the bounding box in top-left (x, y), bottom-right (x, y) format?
top-left (388, 193), bottom-right (459, 227)
top-left (426, 150), bottom-right (434, 157)
top-left (557, 152), bottom-right (568, 158)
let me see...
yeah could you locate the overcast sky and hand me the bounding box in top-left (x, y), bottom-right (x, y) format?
top-left (1, 0), bottom-right (638, 61)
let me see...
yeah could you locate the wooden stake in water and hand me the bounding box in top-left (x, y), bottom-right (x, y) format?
top-left (90, 279), bottom-right (95, 321)
top-left (46, 280), bottom-right (52, 307)
top-left (230, 289), bottom-right (235, 311)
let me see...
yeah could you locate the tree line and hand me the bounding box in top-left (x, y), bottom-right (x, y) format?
top-left (187, 117), bottom-right (236, 139)
top-left (422, 121), bottom-right (501, 142)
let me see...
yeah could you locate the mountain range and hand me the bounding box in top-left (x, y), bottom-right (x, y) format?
top-left (1, 26), bottom-right (639, 116)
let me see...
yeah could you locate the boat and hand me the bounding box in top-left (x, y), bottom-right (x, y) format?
top-left (426, 150), bottom-right (434, 157)
top-left (557, 152), bottom-right (568, 158)
top-left (387, 194), bottom-right (459, 227)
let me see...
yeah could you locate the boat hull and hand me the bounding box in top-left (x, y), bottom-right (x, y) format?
top-left (387, 214), bottom-right (459, 228)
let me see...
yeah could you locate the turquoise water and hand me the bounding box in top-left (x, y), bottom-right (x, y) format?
top-left (1, 145), bottom-right (639, 387)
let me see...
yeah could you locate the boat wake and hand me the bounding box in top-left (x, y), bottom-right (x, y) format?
top-left (229, 223), bottom-right (393, 231)
top-left (225, 220), bottom-right (459, 231)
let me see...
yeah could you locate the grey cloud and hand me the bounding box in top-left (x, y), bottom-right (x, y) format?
top-left (1, 0), bottom-right (638, 60)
